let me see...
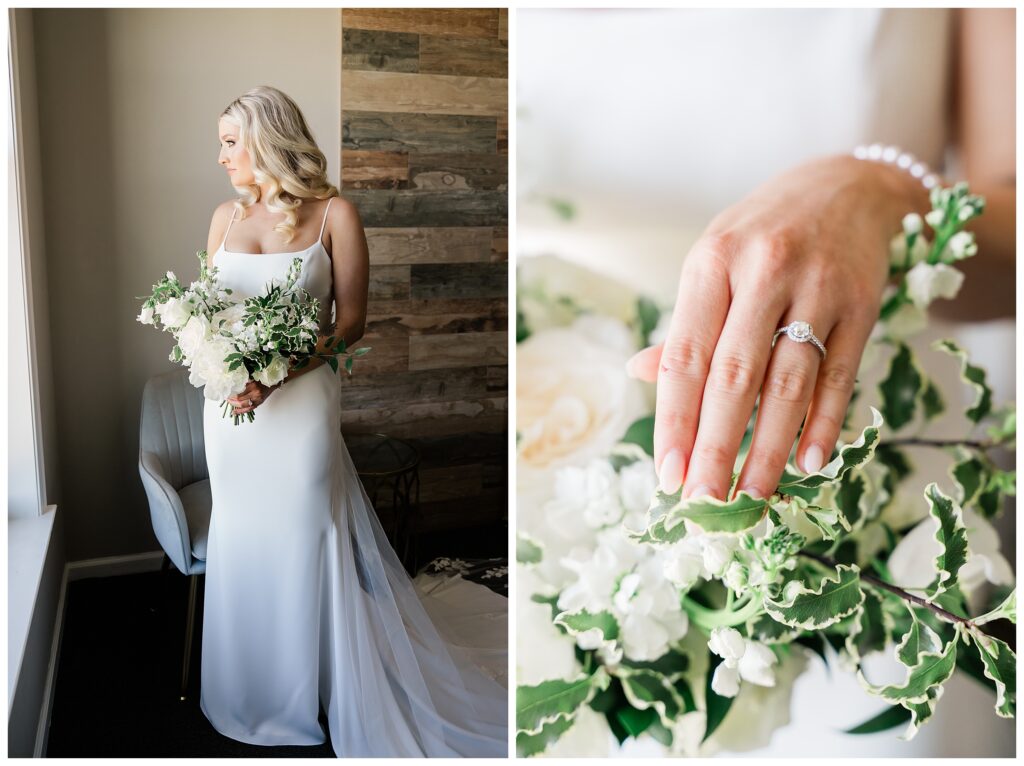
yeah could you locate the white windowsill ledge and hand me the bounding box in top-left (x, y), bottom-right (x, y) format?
top-left (8, 504), bottom-right (58, 711)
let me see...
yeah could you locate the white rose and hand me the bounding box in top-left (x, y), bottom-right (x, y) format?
top-left (517, 317), bottom-right (648, 473)
top-left (137, 304), bottom-right (156, 325)
top-left (176, 315), bottom-right (211, 360)
top-left (518, 254), bottom-right (639, 331)
top-left (905, 262), bottom-right (964, 309)
top-left (155, 296), bottom-right (193, 329)
top-left (254, 354), bottom-right (290, 387)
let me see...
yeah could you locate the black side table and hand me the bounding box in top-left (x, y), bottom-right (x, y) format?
top-left (348, 433), bottom-right (421, 573)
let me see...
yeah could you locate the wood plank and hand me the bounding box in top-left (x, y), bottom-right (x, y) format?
top-left (343, 70), bottom-right (507, 117)
top-left (498, 9), bottom-right (507, 42)
top-left (408, 153), bottom-right (507, 191)
top-left (418, 35), bottom-right (507, 78)
top-left (497, 111), bottom-right (507, 154)
top-left (342, 367), bottom-right (490, 408)
top-left (410, 262), bottom-right (507, 300)
top-left (346, 189), bottom-right (507, 228)
top-left (490, 226), bottom-right (507, 262)
top-left (344, 111), bottom-right (496, 154)
top-left (341, 150), bottom-right (409, 189)
top-left (342, 8), bottom-right (499, 38)
top-left (342, 29), bottom-right (419, 73)
top-left (366, 297), bottom-right (507, 336)
top-left (368, 264), bottom-right (411, 299)
top-left (407, 432), bottom-right (507, 466)
top-left (340, 396), bottom-right (507, 438)
top-left (365, 227), bottom-right (493, 264)
top-left (409, 331), bottom-right (508, 370)
top-left (486, 365), bottom-right (507, 393)
top-left (345, 334), bottom-right (408, 374)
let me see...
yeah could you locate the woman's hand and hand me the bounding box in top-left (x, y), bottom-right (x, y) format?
top-left (628, 154), bottom-right (928, 501)
top-left (227, 379), bottom-right (280, 416)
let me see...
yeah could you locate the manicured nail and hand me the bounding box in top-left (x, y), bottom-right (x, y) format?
top-left (803, 443), bottom-right (824, 474)
top-left (739, 485), bottom-right (764, 499)
top-left (658, 449), bottom-right (684, 494)
top-left (625, 349), bottom-right (645, 379)
top-left (687, 484), bottom-right (714, 500)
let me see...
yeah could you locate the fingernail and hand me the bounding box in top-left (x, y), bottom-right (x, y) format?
top-left (658, 449), bottom-right (684, 494)
top-left (739, 485), bottom-right (764, 499)
top-left (625, 350), bottom-right (644, 378)
top-left (687, 484), bottom-right (714, 500)
top-left (803, 443), bottom-right (824, 474)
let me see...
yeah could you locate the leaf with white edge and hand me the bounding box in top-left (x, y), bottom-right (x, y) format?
top-left (933, 339), bottom-right (993, 423)
top-left (878, 344), bottom-right (924, 430)
top-left (968, 630), bottom-right (1016, 718)
top-left (895, 614), bottom-right (942, 668)
top-left (922, 483), bottom-right (969, 602)
top-left (858, 636), bottom-right (957, 705)
top-left (620, 415), bottom-right (655, 457)
top-left (920, 378), bottom-right (945, 420)
top-left (764, 564), bottom-right (865, 630)
top-left (900, 684), bottom-right (944, 741)
top-left (554, 609), bottom-right (620, 643)
top-left (664, 491), bottom-right (768, 534)
top-left (803, 503), bottom-right (852, 541)
top-left (973, 590), bottom-right (1016, 626)
top-left (619, 668), bottom-right (685, 728)
top-left (778, 408), bottom-right (884, 490)
top-left (516, 534), bottom-right (543, 564)
top-left (845, 589), bottom-right (890, 664)
top-left (950, 451), bottom-right (986, 506)
top-left (516, 715), bottom-right (575, 757)
top-left (516, 668), bottom-right (611, 734)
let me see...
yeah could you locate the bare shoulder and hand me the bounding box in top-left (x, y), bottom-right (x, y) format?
top-left (205, 200), bottom-right (239, 268)
top-left (326, 195), bottom-right (362, 228)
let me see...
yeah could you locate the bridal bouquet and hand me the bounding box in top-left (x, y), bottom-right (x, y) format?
top-left (516, 182), bottom-right (1015, 756)
top-left (137, 250), bottom-right (369, 424)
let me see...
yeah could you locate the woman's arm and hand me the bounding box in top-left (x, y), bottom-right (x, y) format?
top-left (933, 7), bottom-right (1015, 321)
top-left (280, 196), bottom-right (370, 384)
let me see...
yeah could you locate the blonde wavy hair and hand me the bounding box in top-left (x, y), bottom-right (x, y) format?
top-left (220, 85), bottom-right (339, 244)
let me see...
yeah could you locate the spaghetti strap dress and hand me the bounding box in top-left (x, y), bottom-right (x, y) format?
top-left (199, 196), bottom-right (508, 757)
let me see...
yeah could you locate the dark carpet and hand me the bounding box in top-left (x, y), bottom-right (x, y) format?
top-left (44, 522), bottom-right (507, 757)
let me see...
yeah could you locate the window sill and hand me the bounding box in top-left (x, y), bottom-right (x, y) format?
top-left (8, 505), bottom-right (58, 710)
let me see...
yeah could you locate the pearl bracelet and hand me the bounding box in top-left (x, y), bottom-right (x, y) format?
top-left (852, 143), bottom-right (941, 190)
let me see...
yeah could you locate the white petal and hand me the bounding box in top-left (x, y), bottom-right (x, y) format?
top-left (711, 663), bottom-right (740, 698)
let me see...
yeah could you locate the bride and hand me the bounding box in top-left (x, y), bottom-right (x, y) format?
top-left (198, 85), bottom-right (507, 757)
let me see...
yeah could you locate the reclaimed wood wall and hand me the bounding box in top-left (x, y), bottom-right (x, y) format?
top-left (339, 8), bottom-right (508, 531)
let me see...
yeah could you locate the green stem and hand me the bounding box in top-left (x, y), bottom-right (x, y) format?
top-left (682, 592), bottom-right (763, 631)
top-left (885, 436), bottom-right (1002, 451)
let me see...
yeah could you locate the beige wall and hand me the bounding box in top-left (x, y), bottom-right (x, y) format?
top-left (32, 8), bottom-right (341, 561)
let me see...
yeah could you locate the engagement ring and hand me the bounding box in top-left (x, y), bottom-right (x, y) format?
top-left (772, 321), bottom-right (827, 359)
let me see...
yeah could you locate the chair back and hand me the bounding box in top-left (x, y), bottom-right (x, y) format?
top-left (140, 369), bottom-right (208, 489)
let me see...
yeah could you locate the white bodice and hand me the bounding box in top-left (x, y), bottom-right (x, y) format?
top-left (212, 241), bottom-right (335, 335)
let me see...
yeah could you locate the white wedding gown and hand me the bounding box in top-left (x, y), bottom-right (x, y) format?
top-left (519, 8), bottom-right (1014, 758)
top-left (198, 198), bottom-right (508, 757)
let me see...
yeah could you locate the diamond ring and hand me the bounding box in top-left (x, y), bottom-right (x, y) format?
top-left (772, 321), bottom-right (827, 359)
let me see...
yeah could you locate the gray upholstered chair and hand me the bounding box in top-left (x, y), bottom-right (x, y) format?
top-left (138, 368), bottom-right (210, 701)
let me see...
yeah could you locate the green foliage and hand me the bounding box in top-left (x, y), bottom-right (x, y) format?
top-left (921, 483), bottom-right (969, 602)
top-left (878, 344), bottom-right (923, 430)
top-left (778, 408), bottom-right (884, 490)
top-left (517, 668), bottom-right (611, 735)
top-left (764, 564), bottom-right (865, 630)
top-left (933, 339), bottom-right (992, 423)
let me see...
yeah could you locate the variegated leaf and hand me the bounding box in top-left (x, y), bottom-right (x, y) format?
top-left (859, 636), bottom-right (957, 705)
top-left (619, 668), bottom-right (686, 728)
top-left (933, 339), bottom-right (993, 423)
top-left (973, 590), bottom-right (1016, 627)
top-left (922, 483), bottom-right (969, 603)
top-left (764, 563), bottom-right (865, 630)
top-left (878, 344), bottom-right (924, 430)
top-left (778, 408), bottom-right (884, 490)
top-left (517, 667), bottom-right (611, 735)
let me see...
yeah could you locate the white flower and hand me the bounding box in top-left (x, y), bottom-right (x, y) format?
top-left (701, 536), bottom-right (737, 578)
top-left (663, 537), bottom-right (705, 589)
top-left (722, 561), bottom-right (748, 593)
top-left (518, 254), bottom-right (640, 331)
top-left (883, 301), bottom-right (928, 339)
top-left (136, 304), bottom-right (156, 325)
top-left (618, 457), bottom-right (658, 515)
top-left (211, 303), bottom-right (247, 333)
top-left (925, 209), bottom-right (945, 228)
top-left (176, 315), bottom-right (211, 360)
top-left (902, 213), bottom-right (923, 235)
top-left (707, 627), bottom-right (778, 699)
top-left (905, 262), bottom-right (964, 309)
top-left (165, 270), bottom-right (177, 281)
top-left (254, 354), bottom-right (290, 387)
top-left (944, 230), bottom-right (978, 260)
top-left (888, 231), bottom-right (929, 269)
top-left (155, 296), bottom-right (193, 329)
top-left (189, 336), bottom-right (247, 401)
top-left (887, 505), bottom-right (1014, 609)
top-left (517, 568), bottom-right (578, 686)
top-left (958, 204), bottom-right (975, 221)
top-left (517, 317), bottom-right (648, 473)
